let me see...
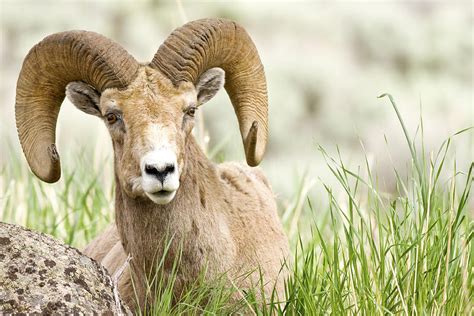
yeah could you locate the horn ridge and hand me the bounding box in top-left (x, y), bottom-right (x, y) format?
top-left (150, 18), bottom-right (268, 166)
top-left (15, 30), bottom-right (139, 182)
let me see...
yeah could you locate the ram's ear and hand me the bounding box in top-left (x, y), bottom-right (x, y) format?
top-left (195, 68), bottom-right (225, 106)
top-left (66, 81), bottom-right (102, 117)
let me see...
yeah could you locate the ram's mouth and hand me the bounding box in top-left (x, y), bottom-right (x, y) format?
top-left (145, 190), bottom-right (177, 205)
top-left (152, 190), bottom-right (174, 197)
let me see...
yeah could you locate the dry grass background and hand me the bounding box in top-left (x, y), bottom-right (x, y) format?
top-left (1, 1), bottom-right (472, 203)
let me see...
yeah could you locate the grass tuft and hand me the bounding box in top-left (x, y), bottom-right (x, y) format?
top-left (1, 95), bottom-right (472, 314)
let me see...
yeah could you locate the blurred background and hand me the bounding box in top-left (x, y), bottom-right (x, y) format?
top-left (1, 0), bottom-right (472, 209)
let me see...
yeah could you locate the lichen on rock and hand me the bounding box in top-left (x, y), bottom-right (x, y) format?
top-left (0, 222), bottom-right (130, 314)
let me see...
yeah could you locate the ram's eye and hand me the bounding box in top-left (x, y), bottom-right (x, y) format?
top-left (185, 106), bottom-right (197, 117)
top-left (106, 113), bottom-right (119, 124)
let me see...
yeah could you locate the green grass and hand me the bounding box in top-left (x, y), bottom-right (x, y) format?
top-left (1, 94), bottom-right (472, 314)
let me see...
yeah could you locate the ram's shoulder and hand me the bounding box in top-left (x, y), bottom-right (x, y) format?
top-left (217, 161), bottom-right (271, 190)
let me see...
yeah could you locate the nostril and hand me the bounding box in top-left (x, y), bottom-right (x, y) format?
top-left (145, 164), bottom-right (159, 176)
top-left (164, 164), bottom-right (175, 174)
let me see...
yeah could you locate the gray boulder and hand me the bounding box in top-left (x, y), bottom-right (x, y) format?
top-left (0, 222), bottom-right (130, 314)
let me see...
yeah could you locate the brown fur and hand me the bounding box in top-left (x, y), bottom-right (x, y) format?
top-left (76, 67), bottom-right (289, 310)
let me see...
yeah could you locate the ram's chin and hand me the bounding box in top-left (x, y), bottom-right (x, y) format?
top-left (145, 190), bottom-right (177, 205)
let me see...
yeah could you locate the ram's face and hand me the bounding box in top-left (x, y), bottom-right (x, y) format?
top-left (101, 69), bottom-right (198, 204)
top-left (66, 67), bottom-right (224, 204)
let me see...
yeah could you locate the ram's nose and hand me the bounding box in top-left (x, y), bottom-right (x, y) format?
top-left (141, 149), bottom-right (177, 177)
top-left (144, 163), bottom-right (176, 184)
top-left (140, 149), bottom-right (180, 204)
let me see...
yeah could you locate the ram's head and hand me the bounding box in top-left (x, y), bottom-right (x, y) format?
top-left (15, 19), bottom-right (268, 205)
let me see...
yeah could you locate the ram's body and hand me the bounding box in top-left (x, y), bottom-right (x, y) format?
top-left (84, 150), bottom-right (288, 307)
top-left (15, 18), bottom-right (290, 310)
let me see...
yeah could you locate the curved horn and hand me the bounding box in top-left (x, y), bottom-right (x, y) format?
top-left (150, 18), bottom-right (268, 166)
top-left (15, 31), bottom-right (139, 183)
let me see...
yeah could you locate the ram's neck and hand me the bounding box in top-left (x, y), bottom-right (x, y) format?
top-left (114, 137), bottom-right (231, 288)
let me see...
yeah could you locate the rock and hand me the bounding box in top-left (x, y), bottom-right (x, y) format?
top-left (0, 222), bottom-right (130, 314)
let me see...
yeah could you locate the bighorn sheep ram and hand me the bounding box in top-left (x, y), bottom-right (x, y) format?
top-left (15, 18), bottom-right (289, 310)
